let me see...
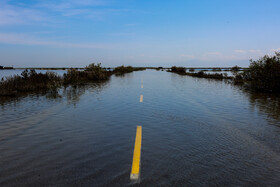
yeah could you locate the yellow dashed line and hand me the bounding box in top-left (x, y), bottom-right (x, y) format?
top-left (130, 126), bottom-right (142, 180)
top-left (139, 95), bottom-right (143, 102)
top-left (141, 85), bottom-right (143, 88)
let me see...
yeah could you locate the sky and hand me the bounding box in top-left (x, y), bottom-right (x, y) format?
top-left (0, 0), bottom-right (280, 68)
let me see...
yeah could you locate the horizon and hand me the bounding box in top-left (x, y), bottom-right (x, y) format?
top-left (0, 0), bottom-right (280, 67)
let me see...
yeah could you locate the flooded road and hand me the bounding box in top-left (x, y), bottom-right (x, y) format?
top-left (0, 70), bottom-right (280, 186)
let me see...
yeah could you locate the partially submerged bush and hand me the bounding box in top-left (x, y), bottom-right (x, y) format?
top-left (64, 63), bottom-right (111, 84)
top-left (232, 65), bottom-right (241, 72)
top-left (0, 63), bottom-right (148, 97)
top-left (85, 63), bottom-right (105, 72)
top-left (169, 67), bottom-right (229, 80)
top-left (170, 66), bottom-right (186, 74)
top-left (185, 71), bottom-right (228, 79)
top-left (189, 68), bottom-right (195, 72)
top-left (213, 68), bottom-right (222, 71)
top-left (234, 52), bottom-right (280, 92)
top-left (113, 66), bottom-right (145, 75)
top-left (0, 69), bottom-right (61, 96)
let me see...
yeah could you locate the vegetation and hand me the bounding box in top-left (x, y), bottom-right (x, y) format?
top-left (169, 66), bottom-right (229, 80)
top-left (185, 71), bottom-right (229, 79)
top-left (0, 63), bottom-right (148, 97)
top-left (233, 52), bottom-right (280, 93)
top-left (170, 66), bottom-right (186, 74)
top-left (231, 65), bottom-right (241, 72)
top-left (189, 68), bottom-right (195, 72)
top-left (213, 68), bottom-right (222, 71)
top-left (0, 69), bottom-right (61, 96)
top-left (113, 65), bottom-right (146, 75)
top-left (63, 63), bottom-right (111, 85)
top-left (18, 67), bottom-right (68, 70)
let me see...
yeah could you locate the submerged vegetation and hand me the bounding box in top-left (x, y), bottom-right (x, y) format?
top-left (185, 71), bottom-right (229, 79)
top-left (168, 52), bottom-right (280, 93)
top-left (0, 63), bottom-right (144, 97)
top-left (233, 52), bottom-right (280, 93)
top-left (170, 66), bottom-right (186, 74)
top-left (170, 66), bottom-right (230, 80)
top-left (2, 52), bottom-right (280, 97)
top-left (113, 65), bottom-right (146, 76)
top-left (0, 69), bottom-right (61, 96)
top-left (64, 63), bottom-right (111, 84)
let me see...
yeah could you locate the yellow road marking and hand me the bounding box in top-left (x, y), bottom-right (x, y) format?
top-left (130, 126), bottom-right (142, 180)
top-left (139, 95), bottom-right (143, 102)
top-left (141, 85), bottom-right (143, 88)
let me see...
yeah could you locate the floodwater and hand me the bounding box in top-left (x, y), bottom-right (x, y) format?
top-left (0, 70), bottom-right (280, 186)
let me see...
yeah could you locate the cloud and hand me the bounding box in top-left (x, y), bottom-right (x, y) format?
top-left (234, 50), bottom-right (247, 54)
top-left (235, 49), bottom-right (262, 54)
top-left (272, 48), bottom-right (280, 51)
top-left (248, 49), bottom-right (261, 53)
top-left (203, 52), bottom-right (222, 56)
top-left (35, 0), bottom-right (127, 18)
top-left (0, 33), bottom-right (111, 49)
top-left (0, 2), bottom-right (46, 25)
top-left (0, 0), bottom-right (126, 26)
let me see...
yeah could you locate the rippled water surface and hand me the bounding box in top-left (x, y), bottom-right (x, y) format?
top-left (1, 70), bottom-right (280, 186)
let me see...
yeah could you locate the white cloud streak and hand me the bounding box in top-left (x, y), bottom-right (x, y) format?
top-left (0, 33), bottom-right (112, 49)
top-left (0, 0), bottom-right (125, 26)
top-left (234, 49), bottom-right (262, 54)
top-left (0, 2), bottom-right (46, 25)
top-left (272, 48), bottom-right (280, 51)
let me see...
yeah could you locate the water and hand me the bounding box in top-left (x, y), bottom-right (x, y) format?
top-left (0, 70), bottom-right (280, 186)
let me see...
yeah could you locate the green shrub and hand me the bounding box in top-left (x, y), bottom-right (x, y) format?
top-left (0, 63), bottom-right (112, 97)
top-left (170, 66), bottom-right (186, 74)
top-left (213, 68), bottom-right (222, 71)
top-left (234, 52), bottom-right (280, 92)
top-left (0, 69), bottom-right (61, 96)
top-left (113, 66), bottom-right (145, 75)
top-left (232, 65), bottom-right (241, 72)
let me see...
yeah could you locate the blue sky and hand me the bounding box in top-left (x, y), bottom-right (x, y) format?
top-left (0, 0), bottom-right (280, 67)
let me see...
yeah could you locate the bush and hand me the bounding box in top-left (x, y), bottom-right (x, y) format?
top-left (0, 63), bottom-right (112, 97)
top-left (0, 69), bottom-right (61, 96)
top-left (171, 66), bottom-right (186, 74)
top-left (113, 66), bottom-right (145, 75)
top-left (234, 52), bottom-right (280, 92)
top-left (63, 67), bottom-right (111, 85)
top-left (213, 68), bottom-right (222, 71)
top-left (232, 65), bottom-right (241, 72)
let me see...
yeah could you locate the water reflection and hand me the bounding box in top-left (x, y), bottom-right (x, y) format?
top-left (0, 80), bottom-right (110, 106)
top-left (243, 90), bottom-right (280, 123)
top-left (62, 82), bottom-right (109, 106)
